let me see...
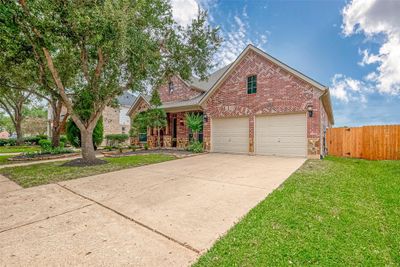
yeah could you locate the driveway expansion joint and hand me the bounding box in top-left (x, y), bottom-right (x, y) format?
top-left (0, 203), bottom-right (93, 234)
top-left (57, 183), bottom-right (201, 254)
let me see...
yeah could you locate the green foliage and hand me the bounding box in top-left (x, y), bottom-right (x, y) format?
top-left (130, 111), bottom-right (149, 137)
top-left (105, 134), bottom-right (129, 142)
top-left (24, 135), bottom-right (48, 145)
top-left (105, 134), bottom-right (129, 149)
top-left (147, 109), bottom-right (167, 129)
top-left (0, 138), bottom-right (16, 146)
top-left (150, 90), bottom-right (162, 107)
top-left (186, 113), bottom-right (203, 141)
top-left (66, 118), bottom-right (104, 148)
top-left (144, 143), bottom-right (149, 150)
top-left (60, 135), bottom-right (68, 144)
top-left (187, 141), bottom-right (204, 153)
top-left (38, 139), bottom-right (52, 150)
top-left (23, 106), bottom-right (47, 119)
top-left (1, 0), bottom-right (220, 160)
top-left (0, 112), bottom-right (14, 134)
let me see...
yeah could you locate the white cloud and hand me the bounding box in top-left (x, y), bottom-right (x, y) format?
top-left (341, 0), bottom-right (400, 95)
top-left (330, 74), bottom-right (370, 103)
top-left (213, 8), bottom-right (269, 68)
top-left (171, 0), bottom-right (199, 27)
top-left (171, 1), bottom-right (269, 69)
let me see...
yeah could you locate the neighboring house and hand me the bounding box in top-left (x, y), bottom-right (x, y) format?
top-left (47, 91), bottom-right (136, 139)
top-left (128, 44), bottom-right (334, 158)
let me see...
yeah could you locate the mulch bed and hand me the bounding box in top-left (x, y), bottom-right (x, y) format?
top-left (8, 152), bottom-right (79, 162)
top-left (103, 149), bottom-right (203, 158)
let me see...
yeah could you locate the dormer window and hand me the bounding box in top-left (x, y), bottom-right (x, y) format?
top-left (168, 81), bottom-right (174, 94)
top-left (247, 75), bottom-right (257, 94)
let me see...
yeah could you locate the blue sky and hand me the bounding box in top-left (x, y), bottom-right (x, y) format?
top-left (172, 0), bottom-right (400, 127)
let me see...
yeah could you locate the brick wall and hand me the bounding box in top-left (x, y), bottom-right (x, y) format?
top-left (102, 106), bottom-right (130, 133)
top-left (158, 76), bottom-right (202, 103)
top-left (202, 50), bottom-right (324, 157)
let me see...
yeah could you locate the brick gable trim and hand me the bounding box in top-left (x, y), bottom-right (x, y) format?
top-left (126, 94), bottom-right (150, 117)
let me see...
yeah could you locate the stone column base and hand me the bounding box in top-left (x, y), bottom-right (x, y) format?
top-left (163, 135), bottom-right (172, 147)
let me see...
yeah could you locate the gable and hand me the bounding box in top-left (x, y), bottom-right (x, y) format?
top-left (202, 49), bottom-right (321, 117)
top-left (200, 45), bottom-right (334, 124)
top-left (158, 76), bottom-right (202, 103)
top-left (127, 96), bottom-right (150, 118)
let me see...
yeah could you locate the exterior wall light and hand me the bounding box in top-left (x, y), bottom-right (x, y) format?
top-left (307, 105), bottom-right (313, 118)
top-left (203, 114), bottom-right (208, 122)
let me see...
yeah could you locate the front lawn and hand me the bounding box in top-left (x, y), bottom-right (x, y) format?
top-left (1, 154), bottom-right (175, 188)
top-left (195, 157), bottom-right (400, 266)
top-left (0, 155), bottom-right (12, 165)
top-left (0, 146), bottom-right (40, 153)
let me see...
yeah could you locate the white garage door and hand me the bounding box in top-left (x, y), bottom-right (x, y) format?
top-left (212, 117), bottom-right (249, 153)
top-left (255, 113), bottom-right (307, 157)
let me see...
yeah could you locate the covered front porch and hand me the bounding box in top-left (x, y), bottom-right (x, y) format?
top-left (147, 111), bottom-right (204, 149)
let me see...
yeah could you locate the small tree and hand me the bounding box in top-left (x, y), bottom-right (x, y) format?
top-left (186, 113), bottom-right (203, 142)
top-left (147, 90), bottom-right (166, 147)
top-left (66, 118), bottom-right (103, 150)
top-left (130, 111), bottom-right (149, 138)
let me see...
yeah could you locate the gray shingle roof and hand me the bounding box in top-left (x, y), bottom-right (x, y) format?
top-left (117, 91), bottom-right (136, 107)
top-left (161, 94), bottom-right (203, 109)
top-left (188, 64), bottom-right (231, 91)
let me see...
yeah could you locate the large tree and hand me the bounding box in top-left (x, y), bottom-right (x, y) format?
top-left (1, 0), bottom-right (220, 163)
top-left (0, 88), bottom-right (31, 145)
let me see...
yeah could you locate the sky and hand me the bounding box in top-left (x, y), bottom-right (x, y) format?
top-left (171, 0), bottom-right (400, 127)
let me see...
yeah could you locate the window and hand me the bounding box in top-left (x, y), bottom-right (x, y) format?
top-left (168, 81), bottom-right (174, 94)
top-left (247, 75), bottom-right (257, 94)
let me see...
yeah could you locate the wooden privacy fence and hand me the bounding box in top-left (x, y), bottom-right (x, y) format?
top-left (326, 125), bottom-right (400, 160)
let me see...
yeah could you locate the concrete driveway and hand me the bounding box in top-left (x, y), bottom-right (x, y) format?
top-left (0, 153), bottom-right (305, 266)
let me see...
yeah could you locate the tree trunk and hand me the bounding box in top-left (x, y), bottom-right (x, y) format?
top-left (15, 118), bottom-right (23, 146)
top-left (80, 129), bottom-right (97, 162)
top-left (51, 128), bottom-right (60, 147)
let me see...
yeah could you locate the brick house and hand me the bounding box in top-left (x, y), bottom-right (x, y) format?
top-left (127, 44), bottom-right (334, 158)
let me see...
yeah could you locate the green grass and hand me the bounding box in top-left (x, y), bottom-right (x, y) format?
top-left (0, 146), bottom-right (40, 153)
top-left (0, 154), bottom-right (175, 188)
top-left (0, 155), bottom-right (13, 165)
top-left (195, 157), bottom-right (400, 266)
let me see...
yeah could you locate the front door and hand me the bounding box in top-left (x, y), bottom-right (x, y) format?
top-left (172, 117), bottom-right (177, 147)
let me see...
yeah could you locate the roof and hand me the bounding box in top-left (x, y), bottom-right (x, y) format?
top-left (161, 94), bottom-right (203, 111)
top-left (188, 64), bottom-right (232, 91)
top-left (117, 91), bottom-right (136, 107)
top-left (126, 44), bottom-right (334, 124)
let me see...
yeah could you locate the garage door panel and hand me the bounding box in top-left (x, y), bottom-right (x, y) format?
top-left (212, 117), bottom-right (249, 154)
top-left (255, 114), bottom-right (306, 157)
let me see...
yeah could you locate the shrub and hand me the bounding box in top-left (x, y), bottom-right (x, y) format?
top-left (66, 118), bottom-right (104, 149)
top-left (60, 135), bottom-right (68, 144)
top-left (38, 139), bottom-right (52, 150)
top-left (105, 134), bottom-right (129, 143)
top-left (24, 135), bottom-right (48, 145)
top-left (187, 141), bottom-right (203, 153)
top-left (0, 138), bottom-right (17, 146)
top-left (144, 143), bottom-right (149, 150)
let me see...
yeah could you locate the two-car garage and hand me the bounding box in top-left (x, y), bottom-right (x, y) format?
top-left (211, 113), bottom-right (307, 157)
